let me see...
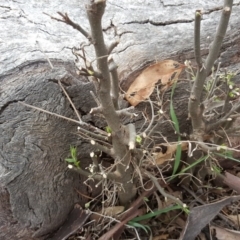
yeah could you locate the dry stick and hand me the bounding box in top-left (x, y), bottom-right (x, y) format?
top-left (58, 80), bottom-right (82, 123)
top-left (36, 40), bottom-right (54, 69)
top-left (76, 128), bottom-right (108, 143)
top-left (44, 12), bottom-right (92, 41)
top-left (98, 209), bottom-right (143, 240)
top-left (142, 98), bottom-right (155, 135)
top-left (19, 101), bottom-right (81, 125)
top-left (116, 106), bottom-right (135, 118)
top-left (90, 140), bottom-right (114, 157)
top-left (90, 90), bottom-right (101, 106)
top-left (207, 102), bottom-right (240, 132)
top-left (70, 164), bottom-right (118, 182)
top-left (145, 171), bottom-right (185, 207)
top-left (58, 78), bottom-right (108, 137)
top-left (19, 101), bottom-right (107, 142)
top-left (110, 183), bottom-right (157, 240)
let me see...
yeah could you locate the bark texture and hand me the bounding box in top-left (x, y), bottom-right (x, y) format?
top-left (0, 0), bottom-right (240, 239)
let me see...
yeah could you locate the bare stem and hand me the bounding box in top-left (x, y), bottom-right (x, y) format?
top-left (86, 0), bottom-right (136, 205)
top-left (194, 10), bottom-right (202, 68)
top-left (189, 0), bottom-right (233, 136)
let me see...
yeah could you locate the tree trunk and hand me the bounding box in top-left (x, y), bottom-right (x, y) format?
top-left (0, 0), bottom-right (240, 239)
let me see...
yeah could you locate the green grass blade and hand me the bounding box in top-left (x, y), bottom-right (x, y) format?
top-left (215, 153), bottom-right (240, 163)
top-left (170, 81), bottom-right (180, 134)
top-left (129, 205), bottom-right (183, 222)
top-left (170, 81), bottom-right (181, 175)
top-left (127, 222), bottom-right (151, 234)
top-left (172, 138), bottom-right (181, 176)
top-left (169, 155), bottom-right (208, 181)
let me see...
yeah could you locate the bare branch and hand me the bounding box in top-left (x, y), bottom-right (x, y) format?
top-left (128, 124), bottom-right (136, 150)
top-left (108, 56), bottom-right (120, 110)
top-left (145, 171), bottom-right (184, 207)
top-left (90, 140), bottom-right (114, 157)
top-left (205, 2), bottom-right (233, 74)
top-left (107, 38), bottom-right (120, 55)
top-left (116, 106), bottom-right (136, 118)
top-left (189, 0), bottom-right (233, 133)
top-left (86, 0), bottom-right (121, 132)
top-left (194, 10), bottom-right (202, 68)
top-left (44, 12), bottom-right (92, 41)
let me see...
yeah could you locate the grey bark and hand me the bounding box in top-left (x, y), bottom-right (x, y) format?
top-left (0, 0), bottom-right (240, 239)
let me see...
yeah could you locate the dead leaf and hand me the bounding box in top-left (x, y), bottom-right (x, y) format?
top-left (125, 60), bottom-right (185, 106)
top-left (228, 214), bottom-right (240, 226)
top-left (223, 171), bottom-right (240, 194)
top-left (180, 196), bottom-right (240, 240)
top-left (152, 142), bottom-right (188, 165)
top-left (91, 206), bottom-right (124, 221)
top-left (98, 208), bottom-right (143, 240)
top-left (210, 226), bottom-right (240, 240)
top-left (153, 234), bottom-right (169, 240)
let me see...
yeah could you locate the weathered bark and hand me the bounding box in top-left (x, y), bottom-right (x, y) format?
top-left (0, 0), bottom-right (240, 239)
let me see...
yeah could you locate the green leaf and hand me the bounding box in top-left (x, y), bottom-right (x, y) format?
top-left (105, 126), bottom-right (112, 134)
top-left (128, 222), bottom-right (151, 234)
top-left (85, 202), bottom-right (90, 209)
top-left (129, 205), bottom-right (183, 222)
top-left (172, 141), bottom-right (181, 176)
top-left (170, 81), bottom-right (181, 176)
top-left (135, 135), bottom-right (142, 144)
top-left (170, 82), bottom-right (180, 134)
top-left (170, 155), bottom-right (208, 181)
top-left (70, 146), bottom-right (77, 160)
top-left (215, 153), bottom-right (240, 163)
top-left (74, 161), bottom-right (80, 168)
top-left (65, 158), bottom-right (76, 163)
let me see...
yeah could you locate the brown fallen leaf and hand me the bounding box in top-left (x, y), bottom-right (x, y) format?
top-left (90, 206), bottom-right (125, 221)
top-left (227, 214), bottom-right (240, 226)
top-left (222, 171), bottom-right (240, 194)
top-left (153, 234), bottom-right (169, 240)
top-left (210, 226), bottom-right (240, 240)
top-left (152, 142), bottom-right (188, 165)
top-left (125, 60), bottom-right (185, 106)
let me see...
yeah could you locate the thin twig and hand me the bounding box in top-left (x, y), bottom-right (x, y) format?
top-left (58, 80), bottom-right (82, 123)
top-left (36, 40), bottom-right (54, 69)
top-left (207, 62), bottom-right (221, 100)
top-left (107, 39), bottom-right (120, 54)
top-left (145, 171), bottom-right (184, 207)
top-left (44, 12), bottom-right (92, 41)
top-left (19, 101), bottom-right (81, 125)
top-left (142, 99), bottom-right (155, 135)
